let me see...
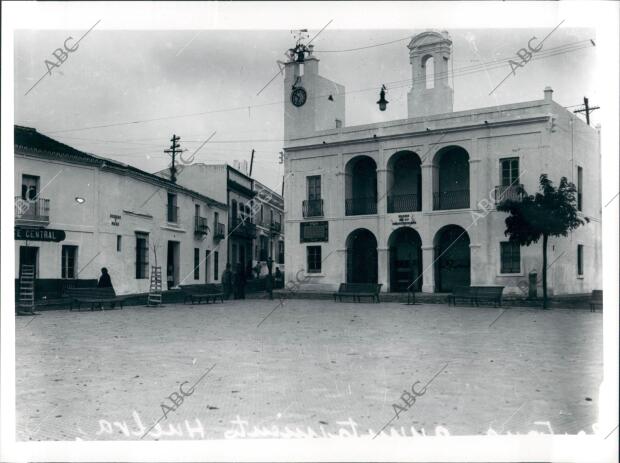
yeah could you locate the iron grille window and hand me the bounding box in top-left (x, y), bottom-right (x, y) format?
top-left (135, 232), bottom-right (149, 279)
top-left (307, 246), bottom-right (321, 273)
top-left (577, 245), bottom-right (584, 276)
top-left (577, 166), bottom-right (583, 211)
top-left (500, 158), bottom-right (519, 186)
top-left (194, 248), bottom-right (200, 280)
top-left (500, 241), bottom-right (520, 274)
top-left (61, 245), bottom-right (77, 279)
top-left (214, 251), bottom-right (219, 280)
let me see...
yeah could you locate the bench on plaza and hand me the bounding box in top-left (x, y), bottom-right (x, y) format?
top-left (448, 286), bottom-right (504, 307)
top-left (472, 286), bottom-right (504, 307)
top-left (180, 284), bottom-right (224, 304)
top-left (590, 290), bottom-right (603, 312)
top-left (65, 287), bottom-right (128, 311)
top-left (447, 286), bottom-right (474, 306)
top-left (333, 283), bottom-right (382, 303)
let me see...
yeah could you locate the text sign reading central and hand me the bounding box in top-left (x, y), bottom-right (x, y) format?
top-left (300, 221), bottom-right (329, 243)
top-left (15, 227), bottom-right (66, 242)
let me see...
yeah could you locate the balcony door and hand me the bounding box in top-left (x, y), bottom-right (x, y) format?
top-left (22, 175), bottom-right (39, 200)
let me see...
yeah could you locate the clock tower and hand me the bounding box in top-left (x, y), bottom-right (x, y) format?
top-left (283, 45), bottom-right (345, 144)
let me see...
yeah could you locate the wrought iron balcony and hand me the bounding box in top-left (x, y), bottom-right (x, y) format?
top-left (302, 199), bottom-right (324, 218)
top-left (213, 222), bottom-right (226, 240)
top-left (167, 204), bottom-right (179, 223)
top-left (387, 194), bottom-right (421, 213)
top-left (15, 197), bottom-right (50, 224)
top-left (494, 184), bottom-right (524, 204)
top-left (230, 217), bottom-right (257, 239)
top-left (345, 197), bottom-right (377, 216)
top-left (270, 221), bottom-right (282, 233)
top-left (194, 216), bottom-right (209, 235)
top-left (433, 190), bottom-right (470, 210)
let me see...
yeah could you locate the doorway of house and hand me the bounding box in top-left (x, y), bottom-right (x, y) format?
top-left (166, 241), bottom-right (180, 289)
top-left (19, 246), bottom-right (38, 278)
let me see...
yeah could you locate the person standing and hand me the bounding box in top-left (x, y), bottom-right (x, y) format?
top-left (235, 263), bottom-right (246, 299)
top-left (97, 267), bottom-right (113, 288)
top-left (222, 263), bottom-right (233, 300)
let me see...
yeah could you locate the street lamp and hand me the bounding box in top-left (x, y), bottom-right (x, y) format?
top-left (377, 85), bottom-right (389, 111)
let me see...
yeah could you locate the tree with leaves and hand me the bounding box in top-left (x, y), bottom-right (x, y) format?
top-left (497, 174), bottom-right (588, 309)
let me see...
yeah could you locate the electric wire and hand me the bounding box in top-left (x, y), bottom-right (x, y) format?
top-left (41, 40), bottom-right (593, 135)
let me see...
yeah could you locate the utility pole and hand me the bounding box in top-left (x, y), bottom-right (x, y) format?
top-left (573, 97), bottom-right (600, 126)
top-left (164, 134), bottom-right (183, 183)
top-left (249, 149), bottom-right (255, 177)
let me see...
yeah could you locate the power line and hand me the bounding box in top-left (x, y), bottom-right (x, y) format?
top-left (42, 39), bottom-right (593, 135)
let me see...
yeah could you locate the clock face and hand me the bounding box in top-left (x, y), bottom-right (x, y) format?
top-left (291, 87), bottom-right (307, 107)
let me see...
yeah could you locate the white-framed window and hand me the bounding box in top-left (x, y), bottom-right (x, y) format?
top-left (500, 241), bottom-right (520, 274)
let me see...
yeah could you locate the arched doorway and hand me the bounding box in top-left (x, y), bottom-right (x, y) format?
top-left (388, 227), bottom-right (422, 292)
top-left (345, 156), bottom-right (377, 215)
top-left (386, 151), bottom-right (422, 213)
top-left (345, 229), bottom-right (378, 283)
top-left (434, 225), bottom-right (470, 292)
top-left (432, 146), bottom-right (470, 210)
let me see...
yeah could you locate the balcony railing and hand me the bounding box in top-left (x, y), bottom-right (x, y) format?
top-left (494, 184), bottom-right (524, 204)
top-left (302, 199), bottom-right (324, 218)
top-left (270, 221), bottom-right (282, 233)
top-left (230, 217), bottom-right (257, 239)
top-left (214, 222), bottom-right (226, 240)
top-left (433, 190), bottom-right (470, 210)
top-left (387, 194), bottom-right (421, 213)
top-left (345, 197), bottom-right (377, 216)
top-left (194, 216), bottom-right (209, 234)
top-left (15, 197), bottom-right (50, 223)
top-left (167, 204), bottom-right (179, 223)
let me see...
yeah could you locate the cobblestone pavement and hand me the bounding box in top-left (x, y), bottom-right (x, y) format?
top-left (15, 300), bottom-right (602, 441)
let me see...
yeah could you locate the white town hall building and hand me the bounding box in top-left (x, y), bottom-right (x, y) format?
top-left (282, 30), bottom-right (602, 295)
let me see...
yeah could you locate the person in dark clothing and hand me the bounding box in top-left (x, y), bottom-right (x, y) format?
top-left (97, 267), bottom-right (112, 288)
top-left (234, 263), bottom-right (246, 299)
top-left (274, 267), bottom-right (283, 289)
top-left (222, 263), bottom-right (233, 300)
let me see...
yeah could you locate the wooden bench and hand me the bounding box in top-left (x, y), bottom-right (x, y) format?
top-left (590, 290), bottom-right (603, 312)
top-left (472, 286), bottom-right (504, 307)
top-left (448, 286), bottom-right (504, 307)
top-left (333, 283), bottom-right (382, 303)
top-left (447, 286), bottom-right (474, 306)
top-left (180, 284), bottom-right (224, 304)
top-left (65, 287), bottom-right (128, 311)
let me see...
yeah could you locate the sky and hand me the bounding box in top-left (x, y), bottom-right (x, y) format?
top-left (14, 26), bottom-right (598, 190)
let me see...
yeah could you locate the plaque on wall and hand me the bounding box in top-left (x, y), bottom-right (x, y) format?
top-left (300, 221), bottom-right (328, 243)
top-left (391, 213), bottom-right (417, 226)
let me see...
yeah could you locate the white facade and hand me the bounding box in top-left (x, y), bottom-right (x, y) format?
top-left (282, 33), bottom-right (602, 296)
top-left (157, 163), bottom-right (284, 277)
top-left (14, 127), bottom-right (228, 297)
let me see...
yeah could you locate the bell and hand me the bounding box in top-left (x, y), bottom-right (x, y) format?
top-left (377, 85), bottom-right (388, 111)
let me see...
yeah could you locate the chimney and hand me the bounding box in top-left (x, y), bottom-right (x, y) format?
top-left (544, 86), bottom-right (553, 103)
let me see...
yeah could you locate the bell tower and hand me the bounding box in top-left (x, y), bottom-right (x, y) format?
top-left (407, 30), bottom-right (453, 118)
top-left (283, 45), bottom-right (345, 144)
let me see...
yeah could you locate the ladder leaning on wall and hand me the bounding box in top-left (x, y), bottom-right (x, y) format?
top-left (147, 266), bottom-right (163, 306)
top-left (18, 264), bottom-right (36, 315)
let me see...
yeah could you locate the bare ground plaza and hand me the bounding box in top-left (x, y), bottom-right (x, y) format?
top-left (16, 299), bottom-right (602, 441)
